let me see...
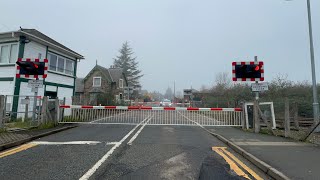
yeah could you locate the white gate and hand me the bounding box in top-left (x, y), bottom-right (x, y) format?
top-left (59, 105), bottom-right (243, 127)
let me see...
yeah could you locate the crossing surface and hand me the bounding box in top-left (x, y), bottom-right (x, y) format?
top-left (0, 124), bottom-right (269, 179)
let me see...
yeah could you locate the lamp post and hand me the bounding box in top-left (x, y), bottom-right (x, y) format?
top-left (286, 0), bottom-right (318, 124)
top-left (306, 0), bottom-right (319, 125)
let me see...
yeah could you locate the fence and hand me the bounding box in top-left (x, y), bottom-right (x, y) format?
top-left (3, 95), bottom-right (42, 123)
top-left (59, 105), bottom-right (243, 127)
top-left (0, 95), bottom-right (64, 128)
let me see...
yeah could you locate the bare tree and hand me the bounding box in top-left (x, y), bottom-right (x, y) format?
top-left (270, 74), bottom-right (293, 89)
top-left (215, 72), bottom-right (232, 89)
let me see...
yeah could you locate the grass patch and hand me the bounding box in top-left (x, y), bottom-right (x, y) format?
top-left (62, 116), bottom-right (83, 122)
top-left (0, 128), bottom-right (6, 133)
top-left (5, 121), bottom-right (32, 129)
top-left (37, 122), bottom-right (56, 130)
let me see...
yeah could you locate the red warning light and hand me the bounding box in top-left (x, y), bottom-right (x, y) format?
top-left (254, 65), bottom-right (260, 71)
top-left (33, 63), bottom-right (39, 68)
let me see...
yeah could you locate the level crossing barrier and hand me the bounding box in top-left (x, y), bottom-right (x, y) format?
top-left (59, 105), bottom-right (243, 127)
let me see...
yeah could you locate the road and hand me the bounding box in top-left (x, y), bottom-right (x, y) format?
top-left (0, 113), bottom-right (269, 180)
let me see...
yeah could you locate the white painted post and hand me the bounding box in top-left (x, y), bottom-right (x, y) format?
top-left (55, 98), bottom-right (60, 124)
top-left (254, 100), bottom-right (260, 133)
top-left (24, 96), bottom-right (29, 122)
top-left (241, 103), bottom-right (245, 129)
top-left (41, 96), bottom-right (48, 124)
top-left (285, 98), bottom-right (290, 137)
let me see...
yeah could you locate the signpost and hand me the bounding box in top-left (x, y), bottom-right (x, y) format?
top-left (28, 79), bottom-right (43, 88)
top-left (16, 58), bottom-right (48, 122)
top-left (251, 82), bottom-right (268, 92)
top-left (232, 56), bottom-right (267, 132)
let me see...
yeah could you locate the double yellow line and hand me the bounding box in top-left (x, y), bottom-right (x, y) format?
top-left (0, 143), bottom-right (37, 158)
top-left (212, 147), bottom-right (262, 180)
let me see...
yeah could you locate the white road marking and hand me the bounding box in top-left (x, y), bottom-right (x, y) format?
top-left (79, 116), bottom-right (150, 180)
top-left (32, 141), bottom-right (101, 145)
top-left (177, 112), bottom-right (217, 134)
top-left (177, 111), bottom-right (205, 129)
top-left (127, 116), bottom-right (153, 145)
top-left (90, 111), bottom-right (132, 123)
top-left (105, 142), bottom-right (120, 145)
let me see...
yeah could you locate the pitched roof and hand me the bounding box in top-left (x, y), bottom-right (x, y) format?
top-left (83, 65), bottom-right (112, 82)
top-left (108, 68), bottom-right (124, 83)
top-left (0, 28), bottom-right (84, 59)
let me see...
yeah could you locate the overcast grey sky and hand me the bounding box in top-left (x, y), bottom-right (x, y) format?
top-left (1, 0), bottom-right (319, 94)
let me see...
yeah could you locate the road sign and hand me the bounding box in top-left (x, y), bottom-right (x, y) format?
top-left (28, 79), bottom-right (43, 88)
top-left (251, 83), bottom-right (268, 92)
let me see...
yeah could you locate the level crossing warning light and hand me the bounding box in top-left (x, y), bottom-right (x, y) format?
top-left (232, 61), bottom-right (264, 81)
top-left (16, 58), bottom-right (48, 78)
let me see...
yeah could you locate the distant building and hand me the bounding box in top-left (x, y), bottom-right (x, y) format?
top-left (75, 65), bottom-right (128, 105)
top-left (183, 88), bottom-right (199, 107)
top-left (0, 28), bottom-right (84, 116)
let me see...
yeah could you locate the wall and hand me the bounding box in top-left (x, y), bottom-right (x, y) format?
top-left (0, 81), bottom-right (14, 95)
top-left (84, 70), bottom-right (111, 94)
top-left (0, 66), bottom-right (15, 77)
top-left (46, 72), bottom-right (74, 86)
top-left (23, 41), bottom-right (46, 59)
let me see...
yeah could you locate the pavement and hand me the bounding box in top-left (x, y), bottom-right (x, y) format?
top-left (0, 124), bottom-right (76, 148)
top-left (0, 122), bottom-right (269, 179)
top-left (209, 127), bottom-right (320, 180)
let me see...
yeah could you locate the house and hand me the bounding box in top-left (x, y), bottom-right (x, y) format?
top-left (75, 65), bottom-right (128, 105)
top-left (0, 28), bottom-right (84, 117)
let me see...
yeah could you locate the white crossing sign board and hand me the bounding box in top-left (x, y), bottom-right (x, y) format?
top-left (252, 82), bottom-right (268, 92)
top-left (28, 80), bottom-right (43, 88)
top-left (31, 87), bottom-right (39, 93)
top-left (21, 98), bottom-right (30, 105)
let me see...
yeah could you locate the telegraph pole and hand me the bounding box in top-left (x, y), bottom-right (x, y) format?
top-left (173, 81), bottom-right (176, 106)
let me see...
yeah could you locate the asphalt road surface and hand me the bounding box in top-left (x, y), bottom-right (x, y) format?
top-left (0, 114), bottom-right (269, 180)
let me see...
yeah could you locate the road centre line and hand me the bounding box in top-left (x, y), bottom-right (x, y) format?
top-left (127, 116), bottom-right (153, 145)
top-left (79, 116), bottom-right (151, 180)
top-left (0, 143), bottom-right (37, 158)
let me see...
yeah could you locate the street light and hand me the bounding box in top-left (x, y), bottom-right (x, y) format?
top-left (286, 0), bottom-right (319, 124)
